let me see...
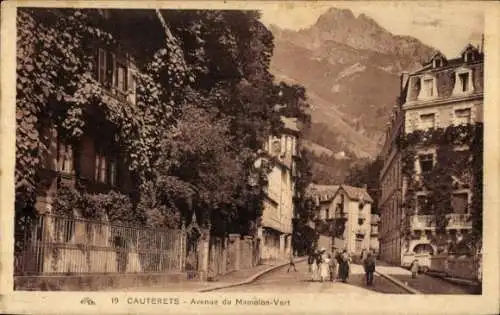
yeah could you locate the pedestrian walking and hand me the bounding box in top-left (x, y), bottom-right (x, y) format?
top-left (287, 251), bottom-right (297, 272)
top-left (328, 252), bottom-right (338, 282)
top-left (338, 249), bottom-right (351, 283)
top-left (319, 248), bottom-right (329, 282)
top-left (360, 249), bottom-right (368, 264)
top-left (307, 251), bottom-right (315, 274)
top-left (310, 251), bottom-right (319, 281)
top-left (363, 252), bottom-right (376, 286)
top-left (410, 259), bottom-right (419, 279)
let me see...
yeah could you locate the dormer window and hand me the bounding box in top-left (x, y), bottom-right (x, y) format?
top-left (431, 53), bottom-right (447, 68)
top-left (461, 44), bottom-right (479, 63)
top-left (458, 73), bottom-right (469, 92)
top-left (453, 68), bottom-right (474, 95)
top-left (465, 52), bottom-right (474, 62)
top-left (423, 79), bottom-right (434, 97)
top-left (418, 75), bottom-right (438, 100)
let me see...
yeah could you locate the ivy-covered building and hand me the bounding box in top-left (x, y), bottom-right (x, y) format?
top-left (379, 43), bottom-right (484, 269)
top-left (15, 9), bottom-right (175, 275)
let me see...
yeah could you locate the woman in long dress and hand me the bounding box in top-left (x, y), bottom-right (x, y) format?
top-left (319, 249), bottom-right (330, 282)
top-left (310, 251), bottom-right (319, 281)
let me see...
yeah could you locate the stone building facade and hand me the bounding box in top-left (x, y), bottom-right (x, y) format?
top-left (379, 44), bottom-right (484, 269)
top-left (257, 117), bottom-right (300, 261)
top-left (306, 184), bottom-right (373, 255)
top-left (378, 77), bottom-right (406, 265)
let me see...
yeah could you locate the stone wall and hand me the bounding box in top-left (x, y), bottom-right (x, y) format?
top-left (207, 234), bottom-right (261, 280)
top-left (430, 254), bottom-right (480, 281)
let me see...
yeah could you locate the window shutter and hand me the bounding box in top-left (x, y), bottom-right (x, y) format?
top-left (126, 68), bottom-right (137, 105)
top-left (98, 48), bottom-right (107, 84)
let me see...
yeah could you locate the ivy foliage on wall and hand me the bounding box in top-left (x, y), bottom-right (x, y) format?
top-left (399, 123), bottom-right (483, 248)
top-left (52, 186), bottom-right (140, 225)
top-left (16, 8), bottom-right (312, 235)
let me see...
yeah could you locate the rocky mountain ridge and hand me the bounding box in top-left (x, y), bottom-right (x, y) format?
top-left (269, 7), bottom-right (438, 158)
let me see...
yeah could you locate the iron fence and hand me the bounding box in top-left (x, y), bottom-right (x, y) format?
top-left (14, 214), bottom-right (186, 275)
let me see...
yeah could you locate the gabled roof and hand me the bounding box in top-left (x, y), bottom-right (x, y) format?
top-left (306, 184), bottom-right (339, 203)
top-left (460, 43), bottom-right (479, 55)
top-left (430, 51), bottom-right (447, 61)
top-left (306, 183), bottom-right (373, 204)
top-left (335, 184), bottom-right (374, 203)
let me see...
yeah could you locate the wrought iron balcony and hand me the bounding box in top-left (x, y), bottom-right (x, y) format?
top-left (408, 214), bottom-right (472, 230)
top-left (355, 228), bottom-right (366, 238)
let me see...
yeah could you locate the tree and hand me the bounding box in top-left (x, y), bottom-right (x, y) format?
top-left (345, 157), bottom-right (383, 214)
top-left (16, 8), bottom-right (313, 238)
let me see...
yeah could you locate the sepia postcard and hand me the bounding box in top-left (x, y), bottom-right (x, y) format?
top-left (1, 1), bottom-right (499, 314)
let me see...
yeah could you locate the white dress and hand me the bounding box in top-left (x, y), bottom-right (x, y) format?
top-left (320, 255), bottom-right (330, 280)
top-left (311, 260), bottom-right (318, 280)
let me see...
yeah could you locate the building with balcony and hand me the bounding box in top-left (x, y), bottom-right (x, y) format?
top-left (379, 43), bottom-right (483, 269)
top-left (257, 117), bottom-right (301, 261)
top-left (306, 184), bottom-right (373, 255)
top-left (378, 75), bottom-right (406, 265)
top-left (370, 214), bottom-right (380, 255)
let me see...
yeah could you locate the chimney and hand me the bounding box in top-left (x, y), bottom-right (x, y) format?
top-left (480, 33), bottom-right (485, 54)
top-left (400, 72), bottom-right (409, 91)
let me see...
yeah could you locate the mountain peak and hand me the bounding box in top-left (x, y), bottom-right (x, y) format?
top-left (315, 7), bottom-right (356, 29)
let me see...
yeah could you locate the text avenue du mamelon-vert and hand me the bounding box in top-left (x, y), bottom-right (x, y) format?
top-left (190, 298), bottom-right (291, 306)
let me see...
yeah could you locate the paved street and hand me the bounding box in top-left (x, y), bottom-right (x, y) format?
top-left (219, 260), bottom-right (408, 294)
top-left (376, 264), bottom-right (480, 295)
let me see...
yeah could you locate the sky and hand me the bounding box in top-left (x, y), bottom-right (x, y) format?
top-left (259, 1), bottom-right (485, 57)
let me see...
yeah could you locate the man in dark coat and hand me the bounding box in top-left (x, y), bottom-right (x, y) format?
top-left (338, 249), bottom-right (350, 282)
top-left (363, 252), bottom-right (376, 286)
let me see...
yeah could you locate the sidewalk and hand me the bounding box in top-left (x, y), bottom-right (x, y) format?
top-left (108, 258), bottom-right (302, 292)
top-left (374, 260), bottom-right (480, 294)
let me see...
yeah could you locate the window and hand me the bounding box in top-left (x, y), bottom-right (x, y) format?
top-left (95, 152), bottom-right (107, 183)
top-left (109, 160), bottom-right (117, 186)
top-left (459, 73), bottom-right (469, 92)
top-left (116, 63), bottom-right (127, 92)
top-left (417, 195), bottom-right (431, 214)
top-left (455, 108), bottom-right (471, 125)
top-left (434, 58), bottom-right (442, 68)
top-left (98, 48), bottom-right (107, 84)
top-left (97, 49), bottom-right (115, 87)
top-left (94, 149), bottom-right (117, 186)
top-left (57, 140), bottom-right (73, 174)
top-left (272, 140), bottom-right (281, 155)
top-left (465, 52), bottom-right (474, 62)
top-left (325, 208), bottom-right (330, 220)
top-left (420, 113), bottom-right (435, 130)
top-left (452, 193), bottom-right (468, 214)
top-left (419, 154), bottom-right (434, 174)
top-left (423, 78), bottom-right (434, 97)
top-left (355, 239), bottom-right (362, 252)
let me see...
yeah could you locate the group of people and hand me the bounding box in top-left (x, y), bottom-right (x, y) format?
top-left (305, 248), bottom-right (377, 286)
top-left (307, 248), bottom-right (352, 283)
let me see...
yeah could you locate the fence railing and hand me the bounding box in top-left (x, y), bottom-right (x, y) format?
top-left (14, 214), bottom-right (186, 275)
